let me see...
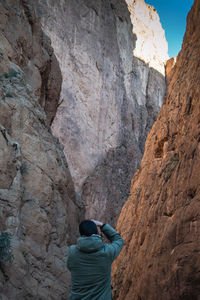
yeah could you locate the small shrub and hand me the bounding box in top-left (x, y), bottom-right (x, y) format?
top-left (0, 232), bottom-right (13, 263)
top-left (5, 92), bottom-right (13, 98)
top-left (4, 69), bottom-right (21, 78)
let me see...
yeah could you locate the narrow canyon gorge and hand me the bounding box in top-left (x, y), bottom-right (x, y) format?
top-left (0, 0), bottom-right (199, 299)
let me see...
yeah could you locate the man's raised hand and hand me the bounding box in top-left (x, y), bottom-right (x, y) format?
top-left (91, 220), bottom-right (103, 227)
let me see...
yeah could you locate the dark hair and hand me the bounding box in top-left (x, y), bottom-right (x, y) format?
top-left (79, 220), bottom-right (98, 236)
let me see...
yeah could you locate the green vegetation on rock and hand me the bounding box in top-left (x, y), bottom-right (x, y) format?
top-left (0, 232), bottom-right (13, 263)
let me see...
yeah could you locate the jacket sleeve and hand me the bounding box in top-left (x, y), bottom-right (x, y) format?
top-left (67, 247), bottom-right (71, 270)
top-left (67, 245), bottom-right (75, 271)
top-left (101, 224), bottom-right (124, 262)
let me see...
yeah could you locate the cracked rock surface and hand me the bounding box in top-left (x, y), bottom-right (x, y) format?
top-left (0, 64), bottom-right (84, 300)
top-left (0, 0), bottom-right (62, 124)
top-left (112, 0), bottom-right (200, 298)
top-left (0, 1), bottom-right (84, 298)
top-left (0, 67), bottom-right (83, 300)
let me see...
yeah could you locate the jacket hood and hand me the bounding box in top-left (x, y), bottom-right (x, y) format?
top-left (77, 234), bottom-right (104, 253)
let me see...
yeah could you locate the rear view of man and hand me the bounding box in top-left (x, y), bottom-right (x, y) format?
top-left (67, 219), bottom-right (124, 300)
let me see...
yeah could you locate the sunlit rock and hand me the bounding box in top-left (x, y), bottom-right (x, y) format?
top-left (112, 0), bottom-right (200, 298)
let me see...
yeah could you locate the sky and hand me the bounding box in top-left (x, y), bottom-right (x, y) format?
top-left (145, 0), bottom-right (194, 58)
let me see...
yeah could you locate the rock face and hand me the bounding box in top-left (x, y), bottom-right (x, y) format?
top-left (127, 0), bottom-right (168, 75)
top-left (36, 0), bottom-right (168, 224)
top-left (112, 0), bottom-right (200, 299)
top-left (0, 0), bottom-right (62, 124)
top-left (0, 1), bottom-right (83, 299)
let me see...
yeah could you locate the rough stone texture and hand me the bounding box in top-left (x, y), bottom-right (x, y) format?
top-left (166, 56), bottom-right (177, 84)
top-left (112, 0), bottom-right (200, 299)
top-left (127, 0), bottom-right (168, 75)
top-left (0, 2), bottom-right (83, 299)
top-left (0, 66), bottom-right (83, 300)
top-left (36, 0), bottom-right (168, 224)
top-left (0, 0), bottom-right (62, 124)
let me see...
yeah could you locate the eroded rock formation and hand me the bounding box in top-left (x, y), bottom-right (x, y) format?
top-left (112, 0), bottom-right (200, 298)
top-left (0, 0), bottom-right (62, 124)
top-left (0, 1), bottom-right (83, 298)
top-left (36, 0), bottom-right (168, 224)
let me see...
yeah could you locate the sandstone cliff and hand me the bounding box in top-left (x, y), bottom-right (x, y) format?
top-left (36, 0), bottom-right (168, 224)
top-left (0, 1), bottom-right (83, 299)
top-left (112, 0), bottom-right (200, 298)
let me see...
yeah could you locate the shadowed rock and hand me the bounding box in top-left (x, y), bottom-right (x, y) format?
top-left (0, 0), bottom-right (62, 124)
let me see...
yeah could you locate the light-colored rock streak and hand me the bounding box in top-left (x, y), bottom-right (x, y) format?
top-left (127, 0), bottom-right (169, 75)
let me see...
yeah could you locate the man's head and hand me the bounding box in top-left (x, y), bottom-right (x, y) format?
top-left (79, 220), bottom-right (98, 237)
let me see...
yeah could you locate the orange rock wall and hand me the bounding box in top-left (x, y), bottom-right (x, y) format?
top-left (112, 0), bottom-right (200, 299)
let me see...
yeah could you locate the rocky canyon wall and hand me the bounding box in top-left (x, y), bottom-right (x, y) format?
top-left (112, 0), bottom-right (200, 299)
top-left (0, 0), bottom-right (62, 124)
top-left (0, 1), bottom-right (83, 299)
top-left (36, 0), bottom-right (168, 224)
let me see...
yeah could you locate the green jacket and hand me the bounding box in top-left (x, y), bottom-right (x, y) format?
top-left (67, 224), bottom-right (124, 300)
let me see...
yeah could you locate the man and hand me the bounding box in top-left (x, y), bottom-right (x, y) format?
top-left (67, 219), bottom-right (124, 300)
